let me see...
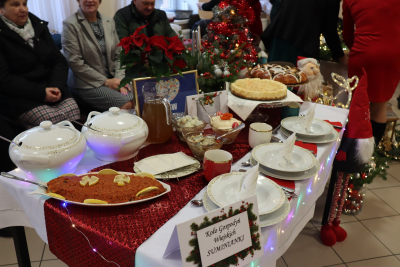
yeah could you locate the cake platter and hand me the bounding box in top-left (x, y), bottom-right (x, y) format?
top-left (30, 171), bottom-right (171, 206)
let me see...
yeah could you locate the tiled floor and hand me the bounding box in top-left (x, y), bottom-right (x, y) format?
top-left (1, 85), bottom-right (400, 267)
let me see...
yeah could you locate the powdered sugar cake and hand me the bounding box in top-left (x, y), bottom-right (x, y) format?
top-left (231, 78), bottom-right (287, 100)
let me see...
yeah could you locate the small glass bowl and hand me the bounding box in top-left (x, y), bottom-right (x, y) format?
top-left (173, 118), bottom-right (207, 142)
top-left (210, 123), bottom-right (243, 145)
top-left (185, 131), bottom-right (226, 160)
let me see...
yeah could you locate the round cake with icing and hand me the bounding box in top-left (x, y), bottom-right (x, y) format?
top-left (231, 78), bottom-right (287, 100)
top-left (250, 64), bottom-right (308, 85)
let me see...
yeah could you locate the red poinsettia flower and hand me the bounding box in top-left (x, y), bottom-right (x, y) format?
top-left (145, 35), bottom-right (168, 52)
top-left (117, 24), bottom-right (149, 53)
top-left (131, 23), bottom-right (149, 47)
top-left (172, 59), bottom-right (187, 69)
top-left (117, 37), bottom-right (134, 54)
top-left (164, 36), bottom-right (185, 60)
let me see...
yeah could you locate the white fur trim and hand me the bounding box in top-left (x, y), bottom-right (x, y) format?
top-left (298, 58), bottom-right (319, 69)
top-left (355, 137), bottom-right (375, 164)
top-left (297, 72), bottom-right (324, 100)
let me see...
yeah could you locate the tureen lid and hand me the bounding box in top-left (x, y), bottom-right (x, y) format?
top-left (88, 107), bottom-right (142, 132)
top-left (14, 121), bottom-right (79, 149)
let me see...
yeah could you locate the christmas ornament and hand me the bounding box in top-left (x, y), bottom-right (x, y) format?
top-left (297, 58), bottom-right (324, 101)
top-left (317, 73), bottom-right (359, 109)
top-left (223, 69), bottom-right (230, 76)
top-left (355, 173), bottom-right (360, 178)
top-left (214, 68), bottom-right (223, 78)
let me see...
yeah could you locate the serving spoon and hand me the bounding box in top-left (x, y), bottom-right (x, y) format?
top-left (1, 172), bottom-right (48, 190)
top-left (216, 123), bottom-right (245, 141)
top-left (191, 199), bottom-right (204, 207)
top-left (198, 101), bottom-right (214, 123)
top-left (0, 135), bottom-right (21, 147)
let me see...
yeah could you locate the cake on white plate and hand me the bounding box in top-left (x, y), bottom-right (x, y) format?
top-left (231, 78), bottom-right (287, 100)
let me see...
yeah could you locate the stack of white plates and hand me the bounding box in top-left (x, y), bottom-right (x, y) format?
top-left (251, 143), bottom-right (318, 181)
top-left (280, 116), bottom-right (339, 144)
top-left (205, 172), bottom-right (290, 227)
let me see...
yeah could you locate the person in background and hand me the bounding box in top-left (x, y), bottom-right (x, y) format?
top-left (261, 0), bottom-right (348, 66)
top-left (0, 0), bottom-right (80, 128)
top-left (62, 0), bottom-right (134, 111)
top-left (196, 0), bottom-right (263, 37)
top-left (342, 0), bottom-right (400, 144)
top-left (114, 0), bottom-right (176, 40)
top-left (269, 0), bottom-right (283, 22)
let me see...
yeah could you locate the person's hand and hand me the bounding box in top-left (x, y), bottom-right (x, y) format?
top-left (120, 84), bottom-right (131, 96)
top-left (104, 78), bottom-right (121, 90)
top-left (44, 87), bottom-right (62, 103)
top-left (338, 55), bottom-right (348, 66)
top-left (196, 2), bottom-right (203, 10)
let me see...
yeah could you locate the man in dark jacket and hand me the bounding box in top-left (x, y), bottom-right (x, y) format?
top-left (114, 0), bottom-right (176, 40)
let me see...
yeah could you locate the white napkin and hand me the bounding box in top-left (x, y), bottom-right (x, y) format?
top-left (278, 132), bottom-right (296, 167)
top-left (301, 103), bottom-right (316, 132)
top-left (236, 163), bottom-right (259, 200)
top-left (135, 152), bottom-right (198, 175)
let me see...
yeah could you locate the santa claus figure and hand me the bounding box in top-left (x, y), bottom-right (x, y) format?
top-left (320, 69), bottom-right (374, 246)
top-left (297, 58), bottom-right (324, 101)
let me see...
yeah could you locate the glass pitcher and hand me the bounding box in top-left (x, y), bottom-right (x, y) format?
top-left (142, 82), bottom-right (173, 143)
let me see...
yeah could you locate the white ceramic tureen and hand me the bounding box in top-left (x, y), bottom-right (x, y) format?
top-left (82, 107), bottom-right (149, 161)
top-left (9, 121), bottom-right (87, 182)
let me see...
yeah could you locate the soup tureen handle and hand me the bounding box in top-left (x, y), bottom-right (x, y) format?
top-left (56, 121), bottom-right (77, 130)
top-left (86, 111), bottom-right (102, 125)
top-left (14, 153), bottom-right (50, 165)
top-left (121, 131), bottom-right (147, 145)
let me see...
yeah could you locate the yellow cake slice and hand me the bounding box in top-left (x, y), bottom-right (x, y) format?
top-left (231, 78), bottom-right (287, 100)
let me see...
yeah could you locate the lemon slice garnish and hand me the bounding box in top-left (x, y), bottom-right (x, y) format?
top-left (88, 176), bottom-right (99, 186)
top-left (83, 199), bottom-right (108, 204)
top-left (113, 174), bottom-right (130, 186)
top-left (59, 173), bottom-right (77, 177)
top-left (79, 176), bottom-right (99, 186)
top-left (47, 193), bottom-right (66, 200)
top-left (135, 172), bottom-right (156, 180)
top-left (98, 169), bottom-right (119, 175)
top-left (136, 186), bottom-right (159, 198)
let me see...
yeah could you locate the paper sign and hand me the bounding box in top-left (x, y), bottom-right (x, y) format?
top-left (164, 195), bottom-right (263, 267)
top-left (197, 211), bottom-right (252, 266)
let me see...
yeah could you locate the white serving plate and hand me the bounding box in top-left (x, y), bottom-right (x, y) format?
top-left (252, 143), bottom-right (316, 172)
top-left (134, 155), bottom-right (200, 179)
top-left (281, 117), bottom-right (333, 137)
top-left (281, 125), bottom-right (339, 144)
top-left (207, 172), bottom-right (285, 215)
top-left (31, 172), bottom-right (171, 206)
top-left (251, 157), bottom-right (319, 181)
top-left (203, 191), bottom-right (290, 228)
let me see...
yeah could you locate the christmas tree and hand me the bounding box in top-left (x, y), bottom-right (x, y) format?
top-left (197, 0), bottom-right (258, 93)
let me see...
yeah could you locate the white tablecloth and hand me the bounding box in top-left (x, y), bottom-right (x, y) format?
top-left (0, 102), bottom-right (349, 267)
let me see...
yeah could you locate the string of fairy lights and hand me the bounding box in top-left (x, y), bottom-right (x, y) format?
top-left (62, 203), bottom-right (121, 267)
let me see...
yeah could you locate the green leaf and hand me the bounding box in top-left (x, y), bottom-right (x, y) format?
top-left (125, 63), bottom-right (143, 79)
top-left (149, 50), bottom-right (163, 63)
top-left (117, 77), bottom-right (131, 90)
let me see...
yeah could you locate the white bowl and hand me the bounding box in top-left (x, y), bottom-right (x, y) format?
top-left (9, 121), bottom-right (87, 182)
top-left (82, 107), bottom-right (148, 161)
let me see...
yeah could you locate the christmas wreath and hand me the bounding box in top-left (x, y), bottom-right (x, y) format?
top-left (186, 202), bottom-right (261, 267)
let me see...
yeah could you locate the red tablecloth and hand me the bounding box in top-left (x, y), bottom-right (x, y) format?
top-left (44, 129), bottom-right (251, 267)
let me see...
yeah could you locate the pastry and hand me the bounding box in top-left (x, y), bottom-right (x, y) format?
top-left (231, 78), bottom-right (287, 100)
top-left (250, 64), bottom-right (308, 85)
top-left (47, 172), bottom-right (166, 204)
